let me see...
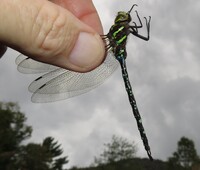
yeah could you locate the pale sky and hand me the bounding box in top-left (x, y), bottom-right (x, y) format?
top-left (1, 0), bottom-right (200, 168)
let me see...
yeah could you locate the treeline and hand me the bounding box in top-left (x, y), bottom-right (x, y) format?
top-left (0, 102), bottom-right (200, 170)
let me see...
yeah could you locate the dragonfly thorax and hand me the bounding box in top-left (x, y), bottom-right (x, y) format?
top-left (107, 23), bottom-right (129, 60)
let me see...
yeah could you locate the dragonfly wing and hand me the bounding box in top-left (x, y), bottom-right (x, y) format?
top-left (15, 53), bottom-right (28, 65)
top-left (31, 84), bottom-right (101, 103)
top-left (28, 68), bottom-right (67, 93)
top-left (30, 52), bottom-right (119, 102)
top-left (16, 54), bottom-right (58, 74)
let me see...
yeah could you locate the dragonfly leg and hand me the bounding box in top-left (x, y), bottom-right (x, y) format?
top-left (128, 4), bottom-right (138, 14)
top-left (130, 10), bottom-right (143, 33)
top-left (100, 34), bottom-right (112, 51)
top-left (105, 44), bottom-right (112, 51)
top-left (101, 37), bottom-right (112, 52)
top-left (100, 34), bottom-right (109, 40)
top-left (132, 22), bottom-right (139, 33)
top-left (130, 16), bottom-right (151, 41)
top-left (134, 10), bottom-right (143, 28)
top-left (144, 16), bottom-right (151, 35)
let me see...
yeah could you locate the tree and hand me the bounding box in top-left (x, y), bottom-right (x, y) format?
top-left (168, 136), bottom-right (199, 169)
top-left (16, 143), bottom-right (50, 170)
top-left (94, 135), bottom-right (137, 165)
top-left (0, 102), bottom-right (32, 169)
top-left (0, 102), bottom-right (68, 170)
top-left (42, 137), bottom-right (69, 170)
top-left (16, 137), bottom-right (68, 170)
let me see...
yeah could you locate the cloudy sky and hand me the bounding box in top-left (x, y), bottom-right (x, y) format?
top-left (1, 0), bottom-right (200, 168)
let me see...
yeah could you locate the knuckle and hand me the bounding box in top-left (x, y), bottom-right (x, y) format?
top-left (32, 4), bottom-right (77, 60)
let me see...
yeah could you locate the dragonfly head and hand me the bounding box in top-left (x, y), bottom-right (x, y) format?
top-left (114, 4), bottom-right (137, 24)
top-left (115, 11), bottom-right (131, 24)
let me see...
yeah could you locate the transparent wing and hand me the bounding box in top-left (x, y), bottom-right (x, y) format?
top-left (16, 54), bottom-right (58, 74)
top-left (26, 52), bottom-right (119, 103)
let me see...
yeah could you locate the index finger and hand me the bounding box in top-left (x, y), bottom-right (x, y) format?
top-left (49, 0), bottom-right (103, 34)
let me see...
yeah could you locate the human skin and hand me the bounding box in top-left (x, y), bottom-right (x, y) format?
top-left (0, 0), bottom-right (105, 72)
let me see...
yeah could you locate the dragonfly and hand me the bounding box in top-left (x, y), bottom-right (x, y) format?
top-left (16, 4), bottom-right (153, 160)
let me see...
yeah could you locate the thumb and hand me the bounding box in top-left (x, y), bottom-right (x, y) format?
top-left (0, 0), bottom-right (105, 72)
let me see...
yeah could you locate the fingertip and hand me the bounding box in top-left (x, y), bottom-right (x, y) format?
top-left (66, 32), bottom-right (105, 72)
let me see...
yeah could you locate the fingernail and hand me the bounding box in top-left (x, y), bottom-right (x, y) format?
top-left (69, 32), bottom-right (105, 71)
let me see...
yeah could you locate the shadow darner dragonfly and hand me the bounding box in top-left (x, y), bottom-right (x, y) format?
top-left (16, 4), bottom-right (153, 160)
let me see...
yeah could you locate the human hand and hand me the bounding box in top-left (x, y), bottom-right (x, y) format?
top-left (0, 0), bottom-right (105, 72)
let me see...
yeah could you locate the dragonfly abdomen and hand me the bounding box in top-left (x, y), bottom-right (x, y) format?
top-left (118, 58), bottom-right (153, 160)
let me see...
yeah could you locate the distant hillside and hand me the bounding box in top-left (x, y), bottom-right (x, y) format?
top-left (70, 158), bottom-right (171, 170)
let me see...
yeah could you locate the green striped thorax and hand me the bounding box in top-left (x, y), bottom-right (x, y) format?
top-left (107, 10), bottom-right (133, 61)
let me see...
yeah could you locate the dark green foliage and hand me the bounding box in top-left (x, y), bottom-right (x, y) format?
top-left (15, 143), bottom-right (50, 170)
top-left (0, 102), bottom-right (32, 170)
top-left (53, 157), bottom-right (69, 170)
top-left (71, 158), bottom-right (168, 170)
top-left (43, 137), bottom-right (63, 158)
top-left (168, 136), bottom-right (200, 169)
top-left (0, 101), bottom-right (68, 170)
top-left (42, 137), bottom-right (69, 170)
top-left (15, 137), bottom-right (68, 170)
top-left (94, 135), bottom-right (137, 165)
top-left (72, 158), bottom-right (200, 170)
